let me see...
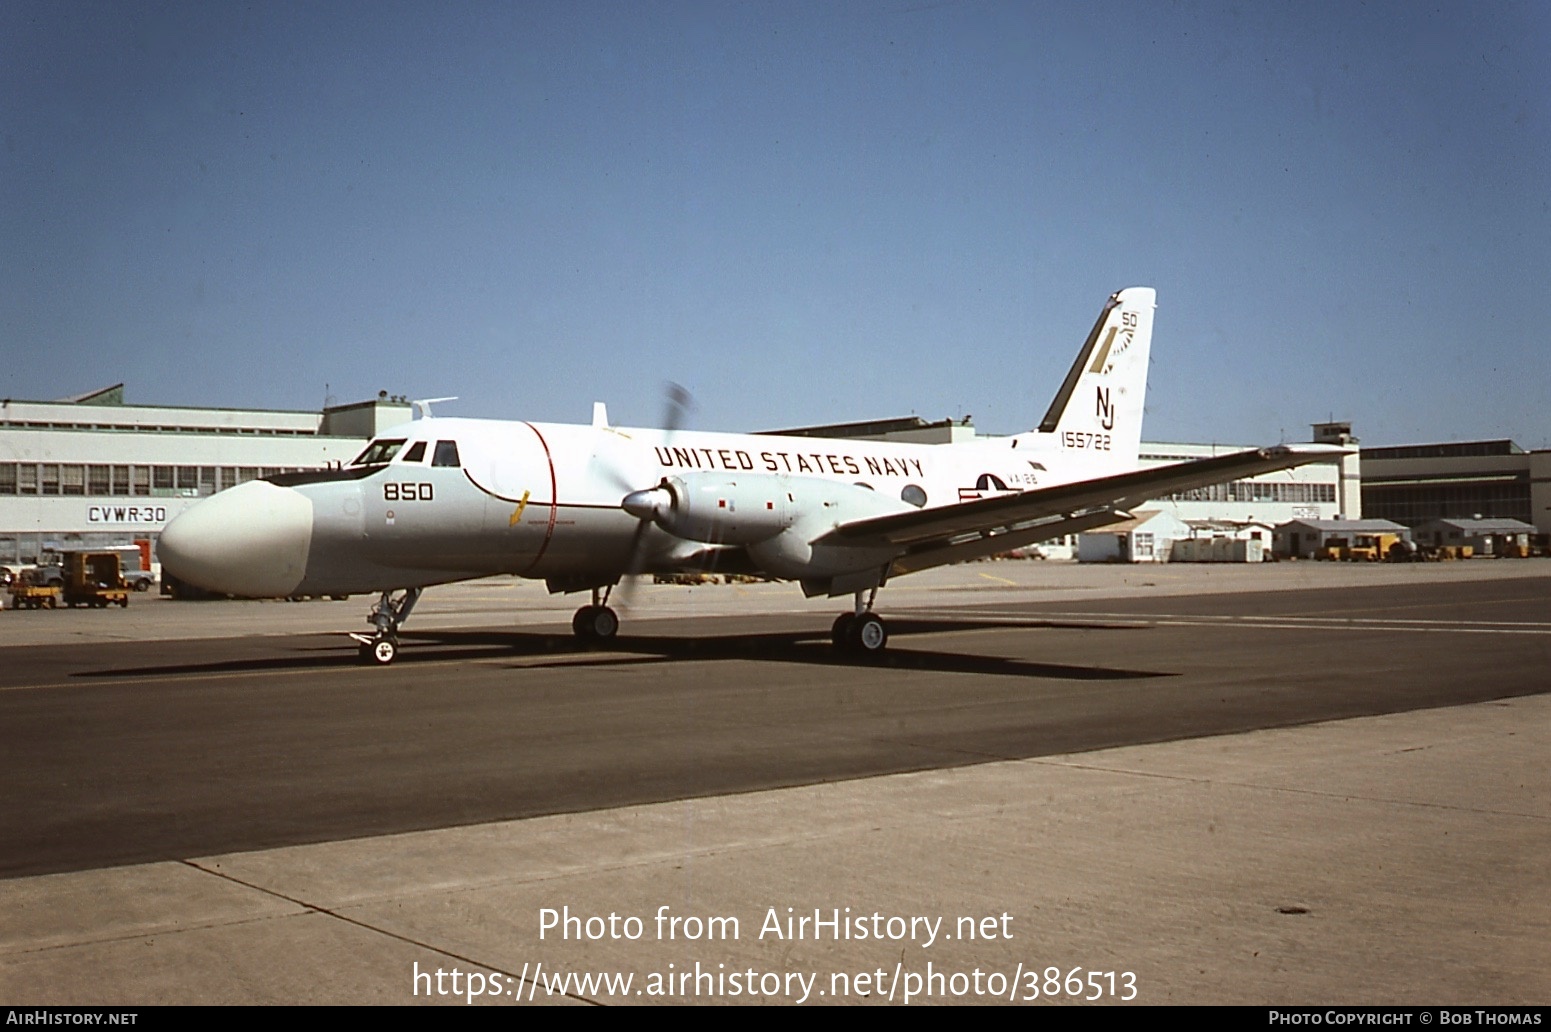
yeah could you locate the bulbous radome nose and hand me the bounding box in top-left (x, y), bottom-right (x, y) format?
top-left (158, 480), bottom-right (313, 597)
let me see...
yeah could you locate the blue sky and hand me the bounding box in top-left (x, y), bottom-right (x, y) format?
top-left (4, 1), bottom-right (1547, 446)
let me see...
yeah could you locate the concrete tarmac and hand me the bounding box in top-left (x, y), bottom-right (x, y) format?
top-left (1, 560), bottom-right (1547, 1005)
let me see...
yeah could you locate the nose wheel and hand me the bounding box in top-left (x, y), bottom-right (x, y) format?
top-left (359, 635), bottom-right (399, 665)
top-left (350, 587), bottom-right (422, 665)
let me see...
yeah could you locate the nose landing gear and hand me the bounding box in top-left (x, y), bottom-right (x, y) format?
top-left (350, 587), bottom-right (422, 664)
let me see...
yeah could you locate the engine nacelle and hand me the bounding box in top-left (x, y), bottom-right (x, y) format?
top-left (623, 473), bottom-right (796, 545)
top-left (624, 473), bottom-right (916, 585)
top-left (746, 478), bottom-right (913, 582)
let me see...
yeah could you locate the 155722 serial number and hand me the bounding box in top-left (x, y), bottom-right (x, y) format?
top-left (1061, 432), bottom-right (1111, 450)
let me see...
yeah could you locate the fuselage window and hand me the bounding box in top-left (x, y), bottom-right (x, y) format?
top-left (901, 484), bottom-right (927, 508)
top-left (432, 440), bottom-right (461, 467)
top-left (401, 441), bottom-right (427, 464)
top-left (351, 439), bottom-right (406, 466)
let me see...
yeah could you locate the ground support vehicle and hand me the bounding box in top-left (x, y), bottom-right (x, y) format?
top-left (7, 570), bottom-right (61, 610)
top-left (61, 552), bottom-right (130, 609)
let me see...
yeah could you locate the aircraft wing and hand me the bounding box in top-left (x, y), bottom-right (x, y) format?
top-left (819, 444), bottom-right (1351, 575)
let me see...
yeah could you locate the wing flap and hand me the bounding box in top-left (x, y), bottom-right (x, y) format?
top-left (823, 444), bottom-right (1350, 550)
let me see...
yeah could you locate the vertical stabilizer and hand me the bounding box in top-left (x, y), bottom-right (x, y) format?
top-left (1034, 286), bottom-right (1155, 472)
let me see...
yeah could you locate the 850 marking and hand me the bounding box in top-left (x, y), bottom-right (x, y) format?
top-left (384, 482), bottom-right (434, 501)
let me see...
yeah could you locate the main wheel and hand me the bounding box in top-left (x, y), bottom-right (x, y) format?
top-left (572, 604), bottom-right (620, 642)
top-left (590, 605), bottom-right (620, 640)
top-left (852, 613), bottom-right (888, 654)
top-left (831, 612), bottom-right (856, 647)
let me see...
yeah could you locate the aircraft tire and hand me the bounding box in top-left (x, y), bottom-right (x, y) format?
top-left (590, 605), bottom-right (620, 640)
top-left (852, 613), bottom-right (888, 654)
top-left (831, 612), bottom-right (856, 647)
top-left (572, 605), bottom-right (620, 642)
top-left (360, 637), bottom-right (398, 665)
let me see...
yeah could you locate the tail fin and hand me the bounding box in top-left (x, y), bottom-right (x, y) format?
top-left (1034, 286), bottom-right (1155, 471)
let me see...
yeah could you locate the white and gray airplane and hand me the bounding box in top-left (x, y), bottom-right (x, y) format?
top-left (158, 287), bottom-right (1345, 663)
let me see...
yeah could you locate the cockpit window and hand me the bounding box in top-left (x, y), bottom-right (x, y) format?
top-left (351, 439), bottom-right (406, 466)
top-left (401, 441), bottom-right (427, 464)
top-left (432, 440), bottom-right (461, 467)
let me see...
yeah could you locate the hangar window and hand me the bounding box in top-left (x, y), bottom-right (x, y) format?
top-left (18, 465), bottom-right (37, 495)
top-left (89, 466), bottom-right (111, 495)
top-left (901, 484), bottom-right (927, 508)
top-left (432, 440), bottom-right (461, 467)
top-left (61, 465), bottom-right (85, 496)
top-left (401, 441), bottom-right (427, 464)
top-left (0, 465), bottom-right (15, 494)
top-left (352, 439), bottom-right (406, 466)
top-left (132, 466), bottom-right (150, 496)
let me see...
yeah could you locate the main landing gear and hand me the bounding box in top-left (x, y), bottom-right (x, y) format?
top-left (351, 587), bottom-right (422, 665)
top-left (831, 587), bottom-right (888, 656)
top-left (572, 584), bottom-right (621, 644)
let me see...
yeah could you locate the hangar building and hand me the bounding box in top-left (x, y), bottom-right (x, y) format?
top-left (1360, 440), bottom-right (1551, 536)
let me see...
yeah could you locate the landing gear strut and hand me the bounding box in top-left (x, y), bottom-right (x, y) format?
top-left (832, 587), bottom-right (888, 655)
top-left (351, 587), bottom-right (422, 665)
top-left (572, 584), bottom-right (621, 644)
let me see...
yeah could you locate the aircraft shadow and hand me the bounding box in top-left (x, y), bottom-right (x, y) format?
top-left (438, 620), bottom-right (1168, 681)
top-left (72, 617), bottom-right (1166, 683)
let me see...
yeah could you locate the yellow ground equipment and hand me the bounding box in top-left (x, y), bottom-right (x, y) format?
top-left (7, 569), bottom-right (61, 610)
top-left (61, 552), bottom-right (130, 609)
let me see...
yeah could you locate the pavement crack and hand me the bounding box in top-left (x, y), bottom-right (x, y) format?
top-left (179, 859), bottom-right (600, 1005)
